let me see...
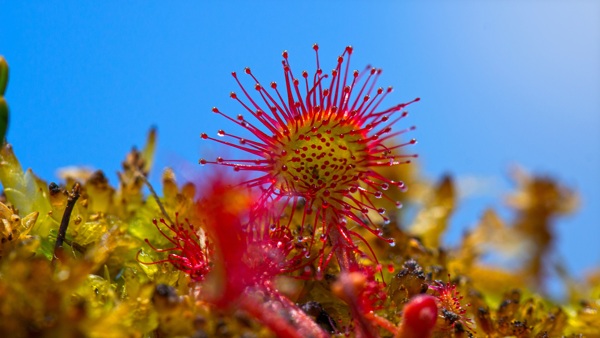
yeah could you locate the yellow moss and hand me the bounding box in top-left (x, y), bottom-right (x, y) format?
top-left (0, 128), bottom-right (595, 337)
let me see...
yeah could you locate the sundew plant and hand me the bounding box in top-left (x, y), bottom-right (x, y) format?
top-left (0, 47), bottom-right (599, 338)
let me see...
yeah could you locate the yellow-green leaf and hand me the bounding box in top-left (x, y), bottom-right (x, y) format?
top-left (0, 56), bottom-right (8, 96)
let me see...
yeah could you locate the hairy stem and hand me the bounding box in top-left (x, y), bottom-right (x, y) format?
top-left (53, 182), bottom-right (81, 262)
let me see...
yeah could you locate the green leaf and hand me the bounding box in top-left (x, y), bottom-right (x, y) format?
top-left (0, 56), bottom-right (8, 96)
top-left (0, 97), bottom-right (8, 142)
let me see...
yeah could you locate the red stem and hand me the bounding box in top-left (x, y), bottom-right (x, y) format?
top-left (238, 285), bottom-right (329, 338)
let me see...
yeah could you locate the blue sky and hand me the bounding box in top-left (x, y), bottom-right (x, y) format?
top-left (1, 2), bottom-right (599, 290)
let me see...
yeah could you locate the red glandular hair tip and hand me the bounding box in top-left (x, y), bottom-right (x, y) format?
top-left (200, 44), bottom-right (418, 268)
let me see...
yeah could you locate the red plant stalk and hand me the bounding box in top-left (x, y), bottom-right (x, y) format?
top-left (199, 175), bottom-right (328, 338)
top-left (200, 44), bottom-right (418, 275)
top-left (333, 271), bottom-right (381, 337)
top-left (239, 286), bottom-right (328, 338)
top-left (333, 265), bottom-right (398, 337)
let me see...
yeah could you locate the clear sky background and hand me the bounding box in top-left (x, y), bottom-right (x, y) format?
top-left (1, 2), bottom-right (599, 294)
